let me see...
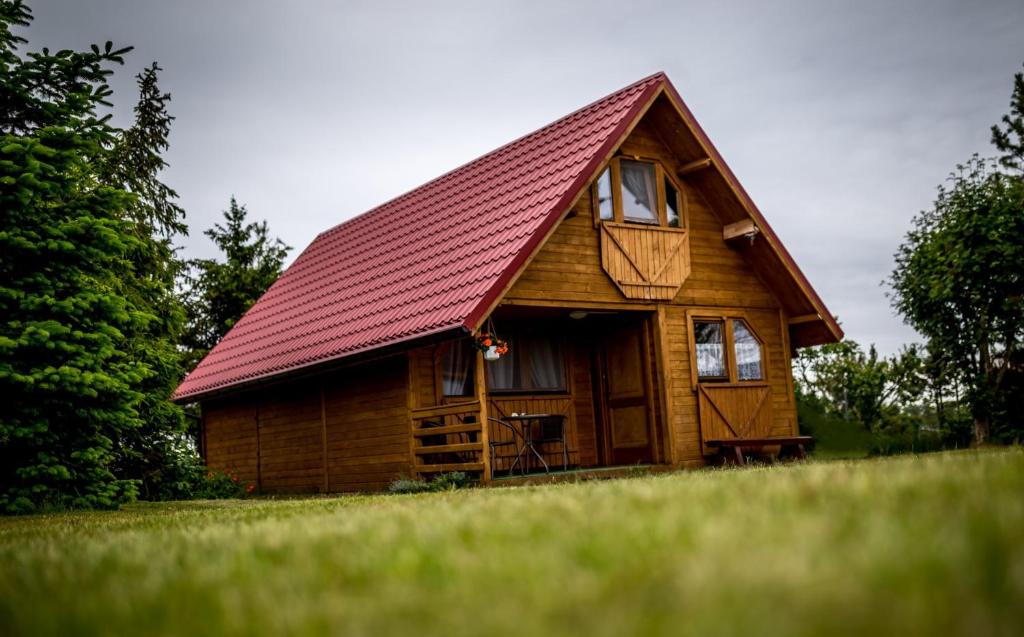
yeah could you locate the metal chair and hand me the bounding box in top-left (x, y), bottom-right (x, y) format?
top-left (531, 415), bottom-right (570, 471)
top-left (487, 417), bottom-right (526, 476)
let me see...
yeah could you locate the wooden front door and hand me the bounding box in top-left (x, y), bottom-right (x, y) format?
top-left (598, 320), bottom-right (654, 465)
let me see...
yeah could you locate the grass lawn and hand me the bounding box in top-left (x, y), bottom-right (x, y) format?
top-left (2, 449), bottom-right (1023, 637)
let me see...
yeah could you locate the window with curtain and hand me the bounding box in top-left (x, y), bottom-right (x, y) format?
top-left (694, 321), bottom-right (727, 380)
top-left (591, 157), bottom-right (687, 228)
top-left (487, 330), bottom-right (565, 392)
top-left (596, 168), bottom-right (614, 220)
top-left (441, 339), bottom-right (475, 396)
top-left (732, 320), bottom-right (763, 381)
top-left (692, 317), bottom-right (766, 383)
top-left (619, 159), bottom-right (658, 224)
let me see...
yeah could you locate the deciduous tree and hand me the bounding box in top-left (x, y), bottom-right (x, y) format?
top-left (794, 340), bottom-right (925, 433)
top-left (889, 156), bottom-right (1024, 444)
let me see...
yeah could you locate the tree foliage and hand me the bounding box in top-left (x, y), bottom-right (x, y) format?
top-left (181, 197), bottom-right (290, 371)
top-left (889, 156), bottom-right (1024, 444)
top-left (794, 341), bottom-right (926, 434)
top-left (101, 62), bottom-right (193, 500)
top-left (0, 1), bottom-right (144, 512)
top-left (991, 63), bottom-right (1024, 172)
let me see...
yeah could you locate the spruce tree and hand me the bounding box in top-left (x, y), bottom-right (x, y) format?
top-left (991, 63), bottom-right (1024, 172)
top-left (0, 1), bottom-right (143, 512)
top-left (181, 198), bottom-right (290, 371)
top-left (102, 63), bottom-right (193, 499)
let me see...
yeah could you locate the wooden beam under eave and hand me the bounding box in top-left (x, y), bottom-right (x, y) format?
top-left (677, 157), bottom-right (713, 176)
top-left (723, 219), bottom-right (759, 242)
top-left (788, 313), bottom-right (821, 325)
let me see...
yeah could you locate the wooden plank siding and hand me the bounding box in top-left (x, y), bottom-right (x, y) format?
top-left (202, 400), bottom-right (259, 486)
top-left (323, 357), bottom-right (410, 492)
top-left (202, 355), bottom-right (412, 493)
top-left (256, 384), bottom-right (322, 493)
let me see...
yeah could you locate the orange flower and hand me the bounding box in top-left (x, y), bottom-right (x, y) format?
top-left (482, 338), bottom-right (492, 346)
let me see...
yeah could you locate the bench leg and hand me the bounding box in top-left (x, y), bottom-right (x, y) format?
top-left (795, 443), bottom-right (806, 460)
top-left (732, 446), bottom-right (745, 466)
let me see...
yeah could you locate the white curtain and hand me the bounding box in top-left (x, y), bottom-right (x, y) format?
top-left (733, 321), bottom-right (763, 380)
top-left (596, 168), bottom-right (614, 220)
top-left (486, 332), bottom-right (565, 391)
top-left (526, 334), bottom-right (564, 390)
top-left (442, 339), bottom-right (475, 396)
top-left (694, 322), bottom-right (726, 379)
top-left (620, 160), bottom-right (657, 222)
top-left (488, 337), bottom-right (517, 390)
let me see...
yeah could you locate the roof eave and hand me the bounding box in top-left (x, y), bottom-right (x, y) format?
top-left (172, 323), bottom-right (466, 404)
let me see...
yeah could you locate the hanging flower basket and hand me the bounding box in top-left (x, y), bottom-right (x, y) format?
top-left (473, 330), bottom-right (508, 361)
top-left (483, 345), bottom-right (502, 361)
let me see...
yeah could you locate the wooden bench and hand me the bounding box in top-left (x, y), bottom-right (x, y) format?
top-left (705, 436), bottom-right (812, 466)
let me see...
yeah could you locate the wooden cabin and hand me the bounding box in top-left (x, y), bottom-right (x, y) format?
top-left (173, 72), bottom-right (842, 492)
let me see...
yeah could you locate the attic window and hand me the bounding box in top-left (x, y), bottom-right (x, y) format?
top-left (620, 159), bottom-right (658, 224)
top-left (592, 157), bottom-right (686, 228)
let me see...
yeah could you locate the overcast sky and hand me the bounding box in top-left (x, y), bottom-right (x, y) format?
top-left (25, 0), bottom-right (1024, 355)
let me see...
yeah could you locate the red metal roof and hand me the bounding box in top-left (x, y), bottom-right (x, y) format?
top-left (174, 73), bottom-right (665, 401)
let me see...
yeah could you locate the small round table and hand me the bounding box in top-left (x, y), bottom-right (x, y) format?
top-left (504, 413), bottom-right (563, 474)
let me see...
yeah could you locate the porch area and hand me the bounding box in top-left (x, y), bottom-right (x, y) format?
top-left (407, 307), bottom-right (675, 482)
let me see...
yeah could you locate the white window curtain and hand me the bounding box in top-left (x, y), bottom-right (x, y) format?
top-left (620, 160), bottom-right (658, 222)
top-left (733, 321), bottom-right (763, 381)
top-left (486, 332), bottom-right (565, 392)
top-left (525, 334), bottom-right (564, 390)
top-left (442, 339), bottom-right (475, 396)
top-left (694, 321), bottom-right (727, 379)
top-left (596, 168), bottom-right (614, 220)
top-left (488, 337), bottom-right (518, 390)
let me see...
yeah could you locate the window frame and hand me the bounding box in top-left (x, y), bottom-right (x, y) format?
top-left (692, 319), bottom-right (730, 382)
top-left (686, 310), bottom-right (768, 389)
top-left (591, 156), bottom-right (688, 229)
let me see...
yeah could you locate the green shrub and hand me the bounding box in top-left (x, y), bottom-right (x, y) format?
top-left (387, 477), bottom-right (432, 494)
top-left (796, 395), bottom-right (872, 458)
top-left (429, 471), bottom-right (472, 491)
top-left (387, 472), bottom-right (474, 494)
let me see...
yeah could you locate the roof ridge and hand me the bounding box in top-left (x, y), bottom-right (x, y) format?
top-left (316, 72), bottom-right (666, 240)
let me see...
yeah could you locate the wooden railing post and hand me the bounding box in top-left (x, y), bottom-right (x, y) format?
top-left (475, 350), bottom-right (491, 483)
